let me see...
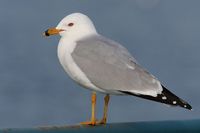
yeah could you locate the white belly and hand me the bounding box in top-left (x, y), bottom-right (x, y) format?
top-left (57, 39), bottom-right (106, 93)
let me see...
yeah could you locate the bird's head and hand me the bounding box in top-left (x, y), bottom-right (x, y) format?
top-left (43, 13), bottom-right (97, 40)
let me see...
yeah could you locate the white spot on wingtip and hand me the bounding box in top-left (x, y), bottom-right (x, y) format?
top-left (162, 96), bottom-right (167, 100)
top-left (183, 104), bottom-right (193, 111)
top-left (173, 101), bottom-right (177, 104)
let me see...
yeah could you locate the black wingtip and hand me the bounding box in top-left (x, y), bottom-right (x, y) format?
top-left (161, 85), bottom-right (192, 111)
top-left (178, 99), bottom-right (192, 111)
top-left (180, 99), bottom-right (192, 111)
top-left (119, 85), bottom-right (192, 111)
top-left (185, 103), bottom-right (192, 111)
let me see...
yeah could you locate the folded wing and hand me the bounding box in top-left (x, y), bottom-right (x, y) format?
top-left (72, 35), bottom-right (192, 110)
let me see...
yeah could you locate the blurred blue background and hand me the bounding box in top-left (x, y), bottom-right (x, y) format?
top-left (0, 0), bottom-right (199, 128)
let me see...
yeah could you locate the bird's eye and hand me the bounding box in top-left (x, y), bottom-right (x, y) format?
top-left (68, 23), bottom-right (74, 27)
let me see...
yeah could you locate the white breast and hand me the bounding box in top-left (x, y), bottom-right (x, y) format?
top-left (57, 38), bottom-right (106, 93)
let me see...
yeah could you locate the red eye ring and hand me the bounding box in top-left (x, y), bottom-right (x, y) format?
top-left (68, 23), bottom-right (74, 27)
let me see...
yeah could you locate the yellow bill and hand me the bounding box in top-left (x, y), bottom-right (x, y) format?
top-left (43, 28), bottom-right (64, 36)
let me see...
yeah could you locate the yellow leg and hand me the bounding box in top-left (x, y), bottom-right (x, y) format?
top-left (80, 92), bottom-right (97, 126)
top-left (100, 94), bottom-right (110, 124)
top-left (91, 92), bottom-right (96, 124)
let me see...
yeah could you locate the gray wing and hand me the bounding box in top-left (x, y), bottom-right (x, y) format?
top-left (72, 35), bottom-right (162, 96)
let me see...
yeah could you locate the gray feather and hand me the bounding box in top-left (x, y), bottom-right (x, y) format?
top-left (71, 35), bottom-right (162, 96)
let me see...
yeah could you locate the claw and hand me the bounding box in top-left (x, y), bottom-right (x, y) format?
top-left (80, 121), bottom-right (96, 126)
top-left (80, 119), bottom-right (106, 126)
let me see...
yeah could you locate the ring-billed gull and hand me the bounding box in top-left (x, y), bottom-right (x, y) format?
top-left (43, 13), bottom-right (192, 126)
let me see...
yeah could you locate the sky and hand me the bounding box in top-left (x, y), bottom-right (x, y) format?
top-left (0, 0), bottom-right (199, 128)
